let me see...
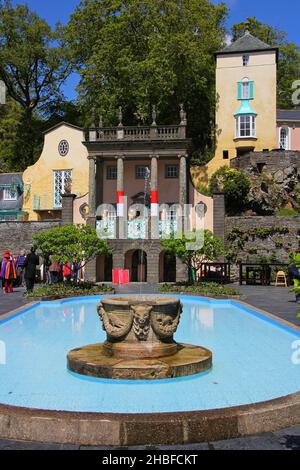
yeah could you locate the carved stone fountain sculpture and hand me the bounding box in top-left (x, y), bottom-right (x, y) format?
top-left (67, 296), bottom-right (212, 380)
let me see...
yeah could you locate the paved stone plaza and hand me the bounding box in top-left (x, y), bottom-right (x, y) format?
top-left (1, 284), bottom-right (300, 450)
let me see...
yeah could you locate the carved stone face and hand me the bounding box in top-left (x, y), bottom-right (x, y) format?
top-left (131, 305), bottom-right (152, 325)
top-left (131, 305), bottom-right (152, 341)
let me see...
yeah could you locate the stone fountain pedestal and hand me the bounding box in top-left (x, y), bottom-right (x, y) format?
top-left (67, 296), bottom-right (212, 380)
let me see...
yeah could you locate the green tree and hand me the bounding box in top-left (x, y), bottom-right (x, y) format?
top-left (161, 229), bottom-right (223, 282)
top-left (66, 0), bottom-right (228, 161)
top-left (209, 166), bottom-right (251, 215)
top-left (231, 17), bottom-right (300, 109)
top-left (0, 1), bottom-right (72, 167)
top-left (33, 225), bottom-right (111, 268)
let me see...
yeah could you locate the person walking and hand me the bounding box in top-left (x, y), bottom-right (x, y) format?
top-left (1, 250), bottom-right (17, 294)
top-left (24, 247), bottom-right (40, 293)
top-left (16, 249), bottom-right (27, 287)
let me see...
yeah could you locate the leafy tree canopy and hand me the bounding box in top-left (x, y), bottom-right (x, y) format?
top-left (33, 224), bottom-right (111, 266)
top-left (0, 0), bottom-right (71, 116)
top-left (231, 17), bottom-right (300, 109)
top-left (161, 229), bottom-right (223, 281)
top-left (0, 1), bottom-right (78, 169)
top-left (66, 0), bottom-right (228, 160)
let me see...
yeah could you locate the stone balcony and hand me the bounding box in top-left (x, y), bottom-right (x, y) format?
top-left (87, 124), bottom-right (186, 143)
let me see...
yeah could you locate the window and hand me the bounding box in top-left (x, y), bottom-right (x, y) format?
top-left (53, 170), bottom-right (72, 208)
top-left (135, 166), bottom-right (150, 179)
top-left (242, 81), bottom-right (250, 99)
top-left (107, 166), bottom-right (117, 180)
top-left (237, 80), bottom-right (254, 100)
top-left (223, 150), bottom-right (229, 160)
top-left (58, 140), bottom-right (69, 157)
top-left (243, 55), bottom-right (249, 66)
top-left (280, 127), bottom-right (289, 150)
top-left (165, 165), bottom-right (179, 178)
top-left (236, 115), bottom-right (256, 138)
top-left (3, 188), bottom-right (17, 201)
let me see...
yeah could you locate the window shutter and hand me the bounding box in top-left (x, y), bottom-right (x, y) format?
top-left (237, 82), bottom-right (243, 100)
top-left (249, 81), bottom-right (254, 99)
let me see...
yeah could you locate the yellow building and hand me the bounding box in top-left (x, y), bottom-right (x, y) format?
top-left (23, 122), bottom-right (89, 221)
top-left (196, 31), bottom-right (278, 184)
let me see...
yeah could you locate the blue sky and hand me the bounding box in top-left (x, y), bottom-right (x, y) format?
top-left (11, 0), bottom-right (300, 100)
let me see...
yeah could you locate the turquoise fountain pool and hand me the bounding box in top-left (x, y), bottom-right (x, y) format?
top-left (0, 295), bottom-right (300, 414)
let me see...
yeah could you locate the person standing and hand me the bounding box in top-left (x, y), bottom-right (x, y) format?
top-left (16, 249), bottom-right (27, 287)
top-left (1, 250), bottom-right (17, 293)
top-left (24, 247), bottom-right (40, 293)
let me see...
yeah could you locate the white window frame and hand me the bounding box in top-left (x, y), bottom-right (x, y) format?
top-left (242, 81), bottom-right (250, 99)
top-left (165, 165), bottom-right (179, 179)
top-left (236, 115), bottom-right (256, 138)
top-left (279, 126), bottom-right (290, 150)
top-left (135, 165), bottom-right (150, 179)
top-left (53, 169), bottom-right (72, 208)
top-left (3, 188), bottom-right (17, 201)
top-left (106, 166), bottom-right (117, 180)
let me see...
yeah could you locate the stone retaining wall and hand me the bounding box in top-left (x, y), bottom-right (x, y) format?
top-left (0, 221), bottom-right (61, 256)
top-left (225, 216), bottom-right (300, 279)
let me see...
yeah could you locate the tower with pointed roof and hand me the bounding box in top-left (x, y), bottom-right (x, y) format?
top-left (200, 31), bottom-right (278, 182)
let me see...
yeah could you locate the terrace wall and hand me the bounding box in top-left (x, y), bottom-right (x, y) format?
top-left (225, 216), bottom-right (300, 279)
top-left (0, 221), bottom-right (60, 256)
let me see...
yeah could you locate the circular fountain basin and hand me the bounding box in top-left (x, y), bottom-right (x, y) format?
top-left (2, 295), bottom-right (300, 446)
top-left (67, 295), bottom-right (212, 379)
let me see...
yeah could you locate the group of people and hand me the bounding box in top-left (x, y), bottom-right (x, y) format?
top-left (43, 258), bottom-right (82, 285)
top-left (1, 248), bottom-right (85, 295)
top-left (1, 248), bottom-right (39, 294)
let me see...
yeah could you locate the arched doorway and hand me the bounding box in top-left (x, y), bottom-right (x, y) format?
top-left (159, 251), bottom-right (176, 283)
top-left (97, 254), bottom-right (113, 282)
top-left (125, 250), bottom-right (147, 282)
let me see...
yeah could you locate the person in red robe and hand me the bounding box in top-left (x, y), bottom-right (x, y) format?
top-left (1, 250), bottom-right (17, 294)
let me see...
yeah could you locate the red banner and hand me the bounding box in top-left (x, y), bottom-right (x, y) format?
top-left (116, 191), bottom-right (124, 204)
top-left (150, 190), bottom-right (158, 204)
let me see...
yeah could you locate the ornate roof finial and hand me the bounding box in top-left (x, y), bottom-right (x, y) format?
top-left (118, 106), bottom-right (123, 127)
top-left (152, 105), bottom-right (157, 126)
top-left (180, 103), bottom-right (185, 124)
top-left (245, 29), bottom-right (250, 36)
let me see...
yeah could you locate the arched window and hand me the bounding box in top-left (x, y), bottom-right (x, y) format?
top-left (280, 127), bottom-right (289, 150)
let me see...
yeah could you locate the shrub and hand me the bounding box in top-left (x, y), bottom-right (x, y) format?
top-left (209, 166), bottom-right (251, 214)
top-left (159, 282), bottom-right (240, 297)
top-left (25, 282), bottom-right (113, 299)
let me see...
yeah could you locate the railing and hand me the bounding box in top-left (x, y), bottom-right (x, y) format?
top-left (128, 220), bottom-right (147, 239)
top-left (159, 220), bottom-right (178, 237)
top-left (33, 195), bottom-right (61, 211)
top-left (0, 213), bottom-right (27, 222)
top-left (96, 219), bottom-right (179, 240)
top-left (239, 263), bottom-right (290, 286)
top-left (96, 219), bottom-right (116, 239)
top-left (88, 124), bottom-right (186, 142)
